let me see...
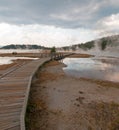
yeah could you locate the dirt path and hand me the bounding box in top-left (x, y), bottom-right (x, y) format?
top-left (26, 61), bottom-right (119, 130)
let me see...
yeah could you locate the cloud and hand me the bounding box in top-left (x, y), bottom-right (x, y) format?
top-left (95, 13), bottom-right (119, 36)
top-left (0, 0), bottom-right (119, 46)
top-left (0, 23), bottom-right (98, 47)
top-left (0, 0), bottom-right (118, 29)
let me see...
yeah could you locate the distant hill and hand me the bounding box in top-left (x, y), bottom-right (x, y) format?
top-left (88, 34), bottom-right (119, 51)
top-left (61, 34), bottom-right (119, 51)
top-left (0, 44), bottom-right (45, 49)
top-left (60, 34), bottom-right (119, 57)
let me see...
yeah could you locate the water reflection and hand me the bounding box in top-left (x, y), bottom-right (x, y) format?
top-left (63, 57), bottom-right (119, 82)
top-left (0, 57), bottom-right (39, 65)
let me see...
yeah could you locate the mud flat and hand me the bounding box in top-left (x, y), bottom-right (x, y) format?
top-left (26, 60), bottom-right (119, 130)
top-left (68, 53), bottom-right (94, 58)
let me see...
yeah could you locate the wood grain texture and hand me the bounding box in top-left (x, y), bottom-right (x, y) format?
top-left (0, 58), bottom-right (50, 130)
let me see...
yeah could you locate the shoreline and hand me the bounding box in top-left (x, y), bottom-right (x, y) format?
top-left (0, 59), bottom-right (33, 71)
top-left (68, 53), bottom-right (94, 58)
top-left (1, 53), bottom-right (119, 129)
top-left (26, 60), bottom-right (119, 130)
top-left (0, 52), bottom-right (92, 71)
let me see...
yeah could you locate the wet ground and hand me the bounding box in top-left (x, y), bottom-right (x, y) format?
top-left (26, 61), bottom-right (119, 130)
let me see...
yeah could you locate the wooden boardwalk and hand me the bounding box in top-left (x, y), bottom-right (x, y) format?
top-left (0, 58), bottom-right (50, 130)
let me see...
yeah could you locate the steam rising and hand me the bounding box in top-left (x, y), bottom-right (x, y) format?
top-left (77, 35), bottom-right (119, 57)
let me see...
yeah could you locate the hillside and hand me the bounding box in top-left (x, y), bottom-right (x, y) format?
top-left (60, 34), bottom-right (119, 57)
top-left (93, 34), bottom-right (119, 51)
top-left (1, 34), bottom-right (119, 56)
top-left (0, 44), bottom-right (45, 49)
top-left (69, 34), bottom-right (119, 51)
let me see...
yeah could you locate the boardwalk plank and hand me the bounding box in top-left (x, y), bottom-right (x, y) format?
top-left (0, 58), bottom-right (50, 130)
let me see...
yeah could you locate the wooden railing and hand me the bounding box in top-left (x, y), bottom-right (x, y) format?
top-left (39, 52), bottom-right (73, 60)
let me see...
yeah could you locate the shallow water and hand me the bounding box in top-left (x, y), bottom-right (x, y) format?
top-left (0, 57), bottom-right (39, 65)
top-left (63, 57), bottom-right (119, 82)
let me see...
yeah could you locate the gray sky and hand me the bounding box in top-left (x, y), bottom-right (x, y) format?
top-left (0, 0), bottom-right (119, 47)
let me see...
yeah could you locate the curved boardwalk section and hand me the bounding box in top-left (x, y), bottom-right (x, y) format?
top-left (0, 58), bottom-right (50, 130)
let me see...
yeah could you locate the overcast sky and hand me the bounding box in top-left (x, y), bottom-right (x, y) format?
top-left (0, 0), bottom-right (119, 47)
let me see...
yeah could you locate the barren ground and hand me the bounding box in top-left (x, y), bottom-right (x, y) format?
top-left (26, 60), bottom-right (119, 130)
top-left (0, 59), bottom-right (32, 70)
